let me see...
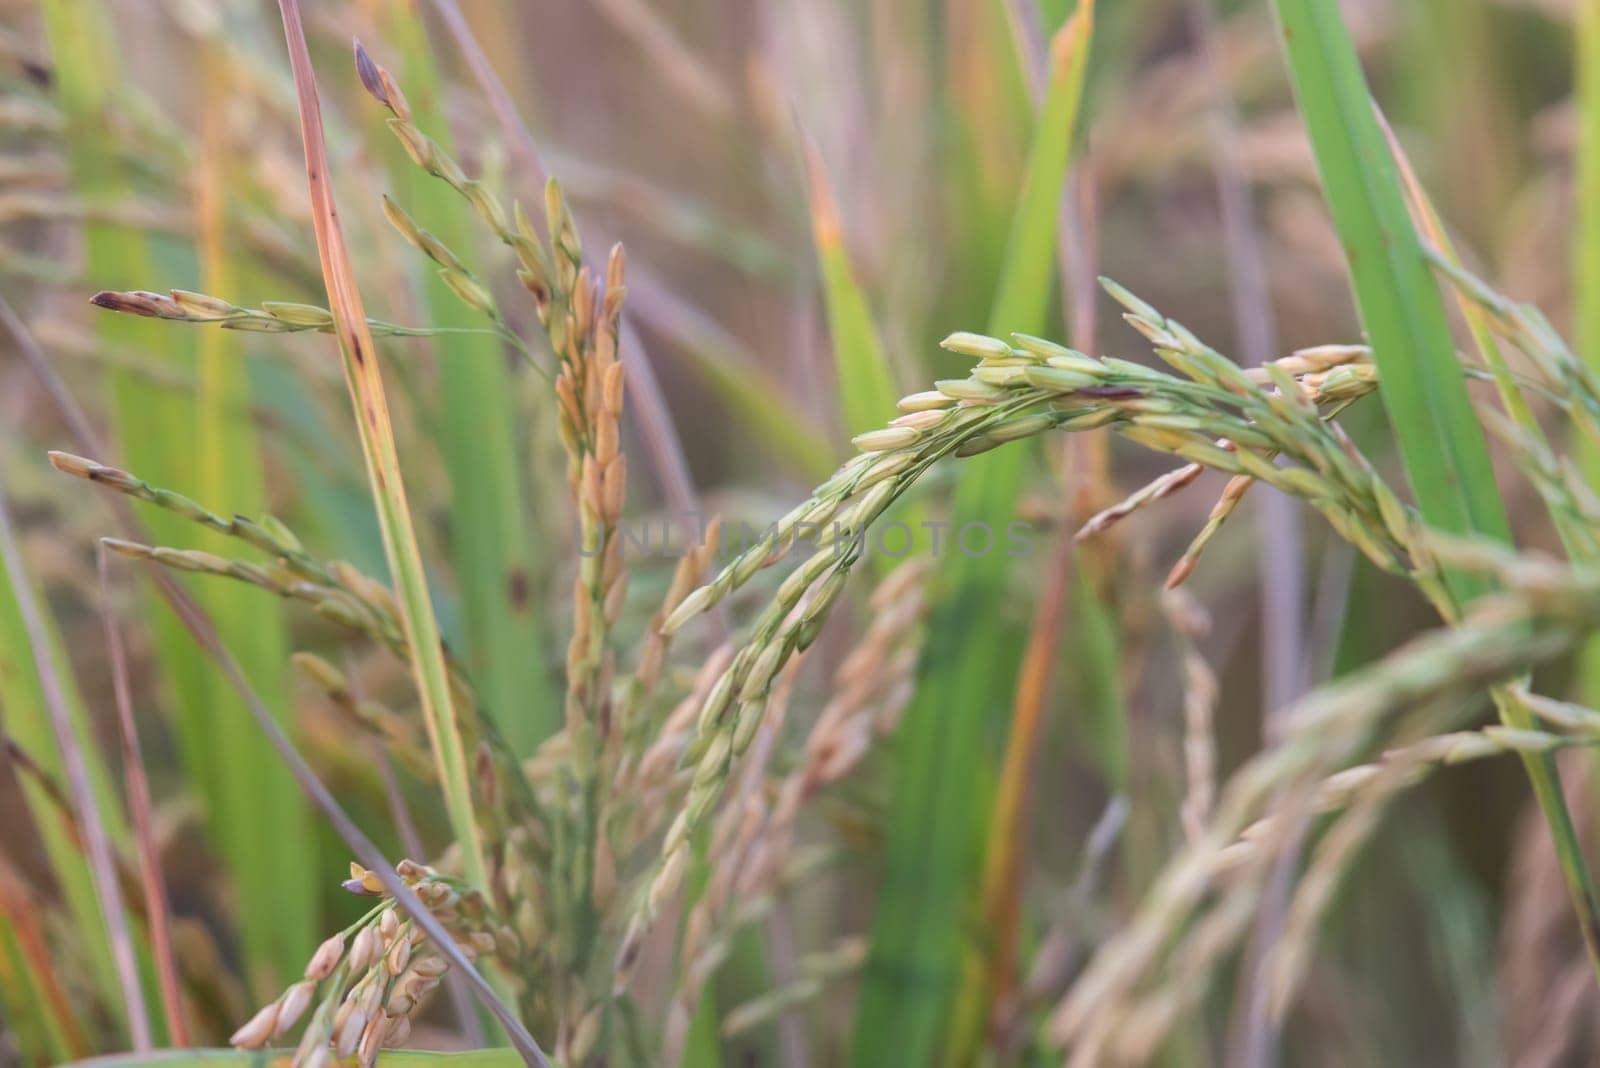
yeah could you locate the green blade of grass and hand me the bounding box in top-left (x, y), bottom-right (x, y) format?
top-left (799, 131), bottom-right (926, 566)
top-left (273, 0), bottom-right (490, 903)
top-left (1582, 0), bottom-right (1600, 435)
top-left (1269, 0), bottom-right (1600, 977)
top-left (800, 136), bottom-right (900, 438)
top-left (1268, 0), bottom-right (1507, 581)
top-left (375, 0), bottom-right (555, 755)
top-left (37, 0), bottom-right (307, 994)
top-left (190, 45), bottom-right (316, 986)
top-left (849, 6), bottom-right (1095, 1063)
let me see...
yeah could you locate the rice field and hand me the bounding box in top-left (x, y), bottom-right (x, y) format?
top-left (3, 0), bottom-right (1600, 1065)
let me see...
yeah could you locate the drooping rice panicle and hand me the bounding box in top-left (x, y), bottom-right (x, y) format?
top-left (1051, 544), bottom-right (1600, 1060)
top-left (612, 285), bottom-right (1409, 989)
top-left (230, 859), bottom-right (522, 1066)
top-left (90, 286), bottom-right (523, 347)
top-left (660, 561), bottom-right (928, 1062)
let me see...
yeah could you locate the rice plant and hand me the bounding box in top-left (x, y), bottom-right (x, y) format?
top-left (11, 0), bottom-right (1600, 1065)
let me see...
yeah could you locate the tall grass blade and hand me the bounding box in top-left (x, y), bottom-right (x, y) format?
top-left (191, 38), bottom-right (316, 984)
top-left (374, 0), bottom-right (555, 754)
top-left (800, 135), bottom-right (900, 438)
top-left (850, 5), bottom-right (1095, 1063)
top-left (9, 208), bottom-right (543, 1062)
top-left (1377, 110), bottom-right (1543, 447)
top-left (272, 0), bottom-right (488, 896)
top-left (1269, 0), bottom-right (1600, 978)
top-left (1268, 0), bottom-right (1506, 580)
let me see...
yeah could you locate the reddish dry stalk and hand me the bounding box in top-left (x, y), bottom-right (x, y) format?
top-left (276, 0), bottom-right (487, 894)
top-left (976, 532), bottom-right (1077, 1022)
top-left (97, 545), bottom-right (188, 1046)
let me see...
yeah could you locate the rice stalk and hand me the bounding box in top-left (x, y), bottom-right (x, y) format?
top-left (1167, 590), bottom-right (1218, 842)
top-left (97, 546), bottom-right (188, 1047)
top-left (47, 453), bottom-right (539, 834)
top-left (631, 278), bottom-right (1399, 1033)
top-left (272, 0), bottom-right (491, 906)
top-left (660, 560), bottom-right (928, 1065)
top-left (423, 0), bottom-right (705, 522)
top-left (21, 220), bottom-right (536, 1059)
top-left (104, 535), bottom-right (546, 1065)
top-left (88, 287), bottom-right (524, 346)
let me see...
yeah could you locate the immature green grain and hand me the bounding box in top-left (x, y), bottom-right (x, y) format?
top-left (50, 454), bottom-right (414, 663)
top-left (49, 454), bottom-right (556, 852)
top-left (660, 561), bottom-right (928, 1063)
top-left (624, 281), bottom-right (1409, 1001)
